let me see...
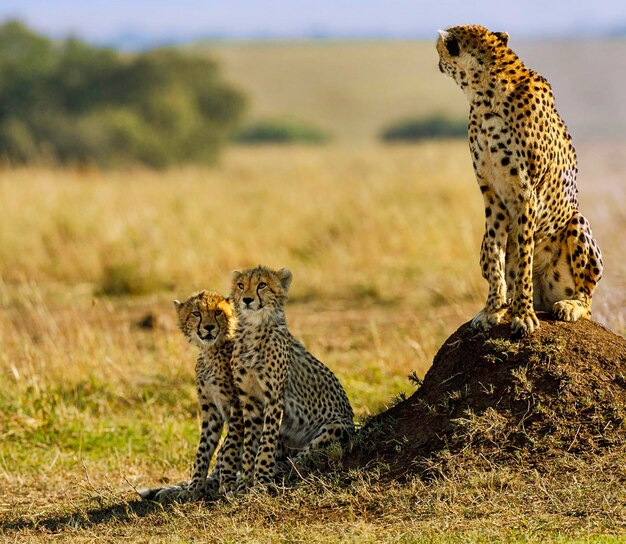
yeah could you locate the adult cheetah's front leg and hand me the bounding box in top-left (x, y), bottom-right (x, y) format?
top-left (471, 184), bottom-right (510, 330)
top-left (508, 171), bottom-right (540, 336)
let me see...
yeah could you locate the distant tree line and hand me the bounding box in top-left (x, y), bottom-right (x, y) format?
top-left (0, 21), bottom-right (469, 166)
top-left (0, 21), bottom-right (245, 168)
top-left (233, 119), bottom-right (330, 144)
top-left (380, 114), bottom-right (467, 142)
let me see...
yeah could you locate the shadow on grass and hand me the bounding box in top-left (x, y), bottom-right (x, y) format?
top-left (2, 498), bottom-right (170, 533)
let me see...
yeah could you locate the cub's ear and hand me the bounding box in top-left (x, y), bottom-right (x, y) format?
top-left (173, 300), bottom-right (183, 310)
top-left (232, 270), bottom-right (242, 282)
top-left (277, 268), bottom-right (293, 291)
top-left (493, 31), bottom-right (509, 46)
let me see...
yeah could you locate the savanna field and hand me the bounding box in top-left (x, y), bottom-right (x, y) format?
top-left (1, 41), bottom-right (626, 542)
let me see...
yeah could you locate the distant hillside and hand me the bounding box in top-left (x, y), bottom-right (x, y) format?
top-left (188, 40), bottom-right (466, 143)
top-left (188, 39), bottom-right (626, 143)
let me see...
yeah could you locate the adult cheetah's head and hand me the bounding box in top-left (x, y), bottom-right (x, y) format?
top-left (174, 290), bottom-right (234, 348)
top-left (436, 25), bottom-right (510, 89)
top-left (230, 266), bottom-right (292, 322)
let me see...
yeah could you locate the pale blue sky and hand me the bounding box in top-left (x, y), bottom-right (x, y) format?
top-left (1, 1), bottom-right (626, 45)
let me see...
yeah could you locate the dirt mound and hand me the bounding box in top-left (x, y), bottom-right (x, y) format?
top-left (344, 314), bottom-right (626, 478)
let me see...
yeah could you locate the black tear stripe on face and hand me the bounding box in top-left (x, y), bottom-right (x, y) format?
top-left (255, 283), bottom-right (265, 309)
top-left (446, 36), bottom-right (460, 57)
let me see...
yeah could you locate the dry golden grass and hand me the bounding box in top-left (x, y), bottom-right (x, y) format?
top-left (0, 143), bottom-right (624, 541)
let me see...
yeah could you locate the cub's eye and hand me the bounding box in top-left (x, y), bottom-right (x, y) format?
top-left (237, 283), bottom-right (244, 290)
top-left (215, 309), bottom-right (222, 316)
top-left (191, 311), bottom-right (201, 317)
top-left (258, 282), bottom-right (267, 289)
top-left (445, 36), bottom-right (460, 57)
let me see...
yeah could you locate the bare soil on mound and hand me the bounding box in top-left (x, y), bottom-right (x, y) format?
top-left (344, 314), bottom-right (626, 479)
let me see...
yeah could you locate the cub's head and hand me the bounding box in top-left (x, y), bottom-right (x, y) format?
top-left (174, 291), bottom-right (234, 348)
top-left (436, 25), bottom-right (510, 88)
top-left (230, 266), bottom-right (292, 321)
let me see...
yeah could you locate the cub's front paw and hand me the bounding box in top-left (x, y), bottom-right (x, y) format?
top-left (511, 311), bottom-right (539, 337)
top-left (218, 476), bottom-right (237, 498)
top-left (202, 476), bottom-right (220, 499)
top-left (250, 480), bottom-right (279, 496)
top-left (235, 477), bottom-right (253, 496)
top-left (143, 484), bottom-right (188, 504)
top-left (471, 307), bottom-right (508, 330)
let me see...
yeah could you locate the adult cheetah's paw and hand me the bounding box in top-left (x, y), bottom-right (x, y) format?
top-left (471, 307), bottom-right (507, 330)
top-left (511, 311), bottom-right (539, 337)
top-left (553, 300), bottom-right (589, 322)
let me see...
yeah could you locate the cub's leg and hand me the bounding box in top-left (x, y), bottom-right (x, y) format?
top-left (233, 366), bottom-right (267, 494)
top-left (216, 401), bottom-right (244, 496)
top-left (184, 399), bottom-right (225, 499)
top-left (291, 420), bottom-right (353, 467)
top-left (237, 397), bottom-right (263, 492)
top-left (148, 400), bottom-right (225, 503)
top-left (552, 213), bottom-right (603, 321)
top-left (471, 185), bottom-right (510, 330)
top-left (253, 393), bottom-right (284, 487)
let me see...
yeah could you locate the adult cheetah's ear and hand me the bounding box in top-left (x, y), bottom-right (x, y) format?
top-left (277, 268), bottom-right (293, 291)
top-left (493, 31), bottom-right (509, 46)
top-left (439, 29), bottom-right (460, 57)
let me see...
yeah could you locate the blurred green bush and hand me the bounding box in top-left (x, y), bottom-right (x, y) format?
top-left (0, 22), bottom-right (246, 168)
top-left (233, 119), bottom-right (330, 144)
top-left (380, 114), bottom-right (466, 142)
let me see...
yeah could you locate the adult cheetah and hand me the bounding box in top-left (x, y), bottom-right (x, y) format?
top-left (436, 25), bottom-right (603, 336)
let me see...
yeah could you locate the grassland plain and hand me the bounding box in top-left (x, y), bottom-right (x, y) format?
top-left (0, 143), bottom-right (624, 542)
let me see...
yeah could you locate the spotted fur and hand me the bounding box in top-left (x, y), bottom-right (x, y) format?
top-left (437, 25), bottom-right (603, 336)
top-left (230, 266), bottom-right (354, 492)
top-left (140, 291), bottom-right (242, 502)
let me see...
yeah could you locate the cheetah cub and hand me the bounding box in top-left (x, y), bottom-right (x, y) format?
top-left (230, 266), bottom-right (354, 492)
top-left (140, 291), bottom-right (243, 502)
top-left (437, 25), bottom-right (603, 336)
